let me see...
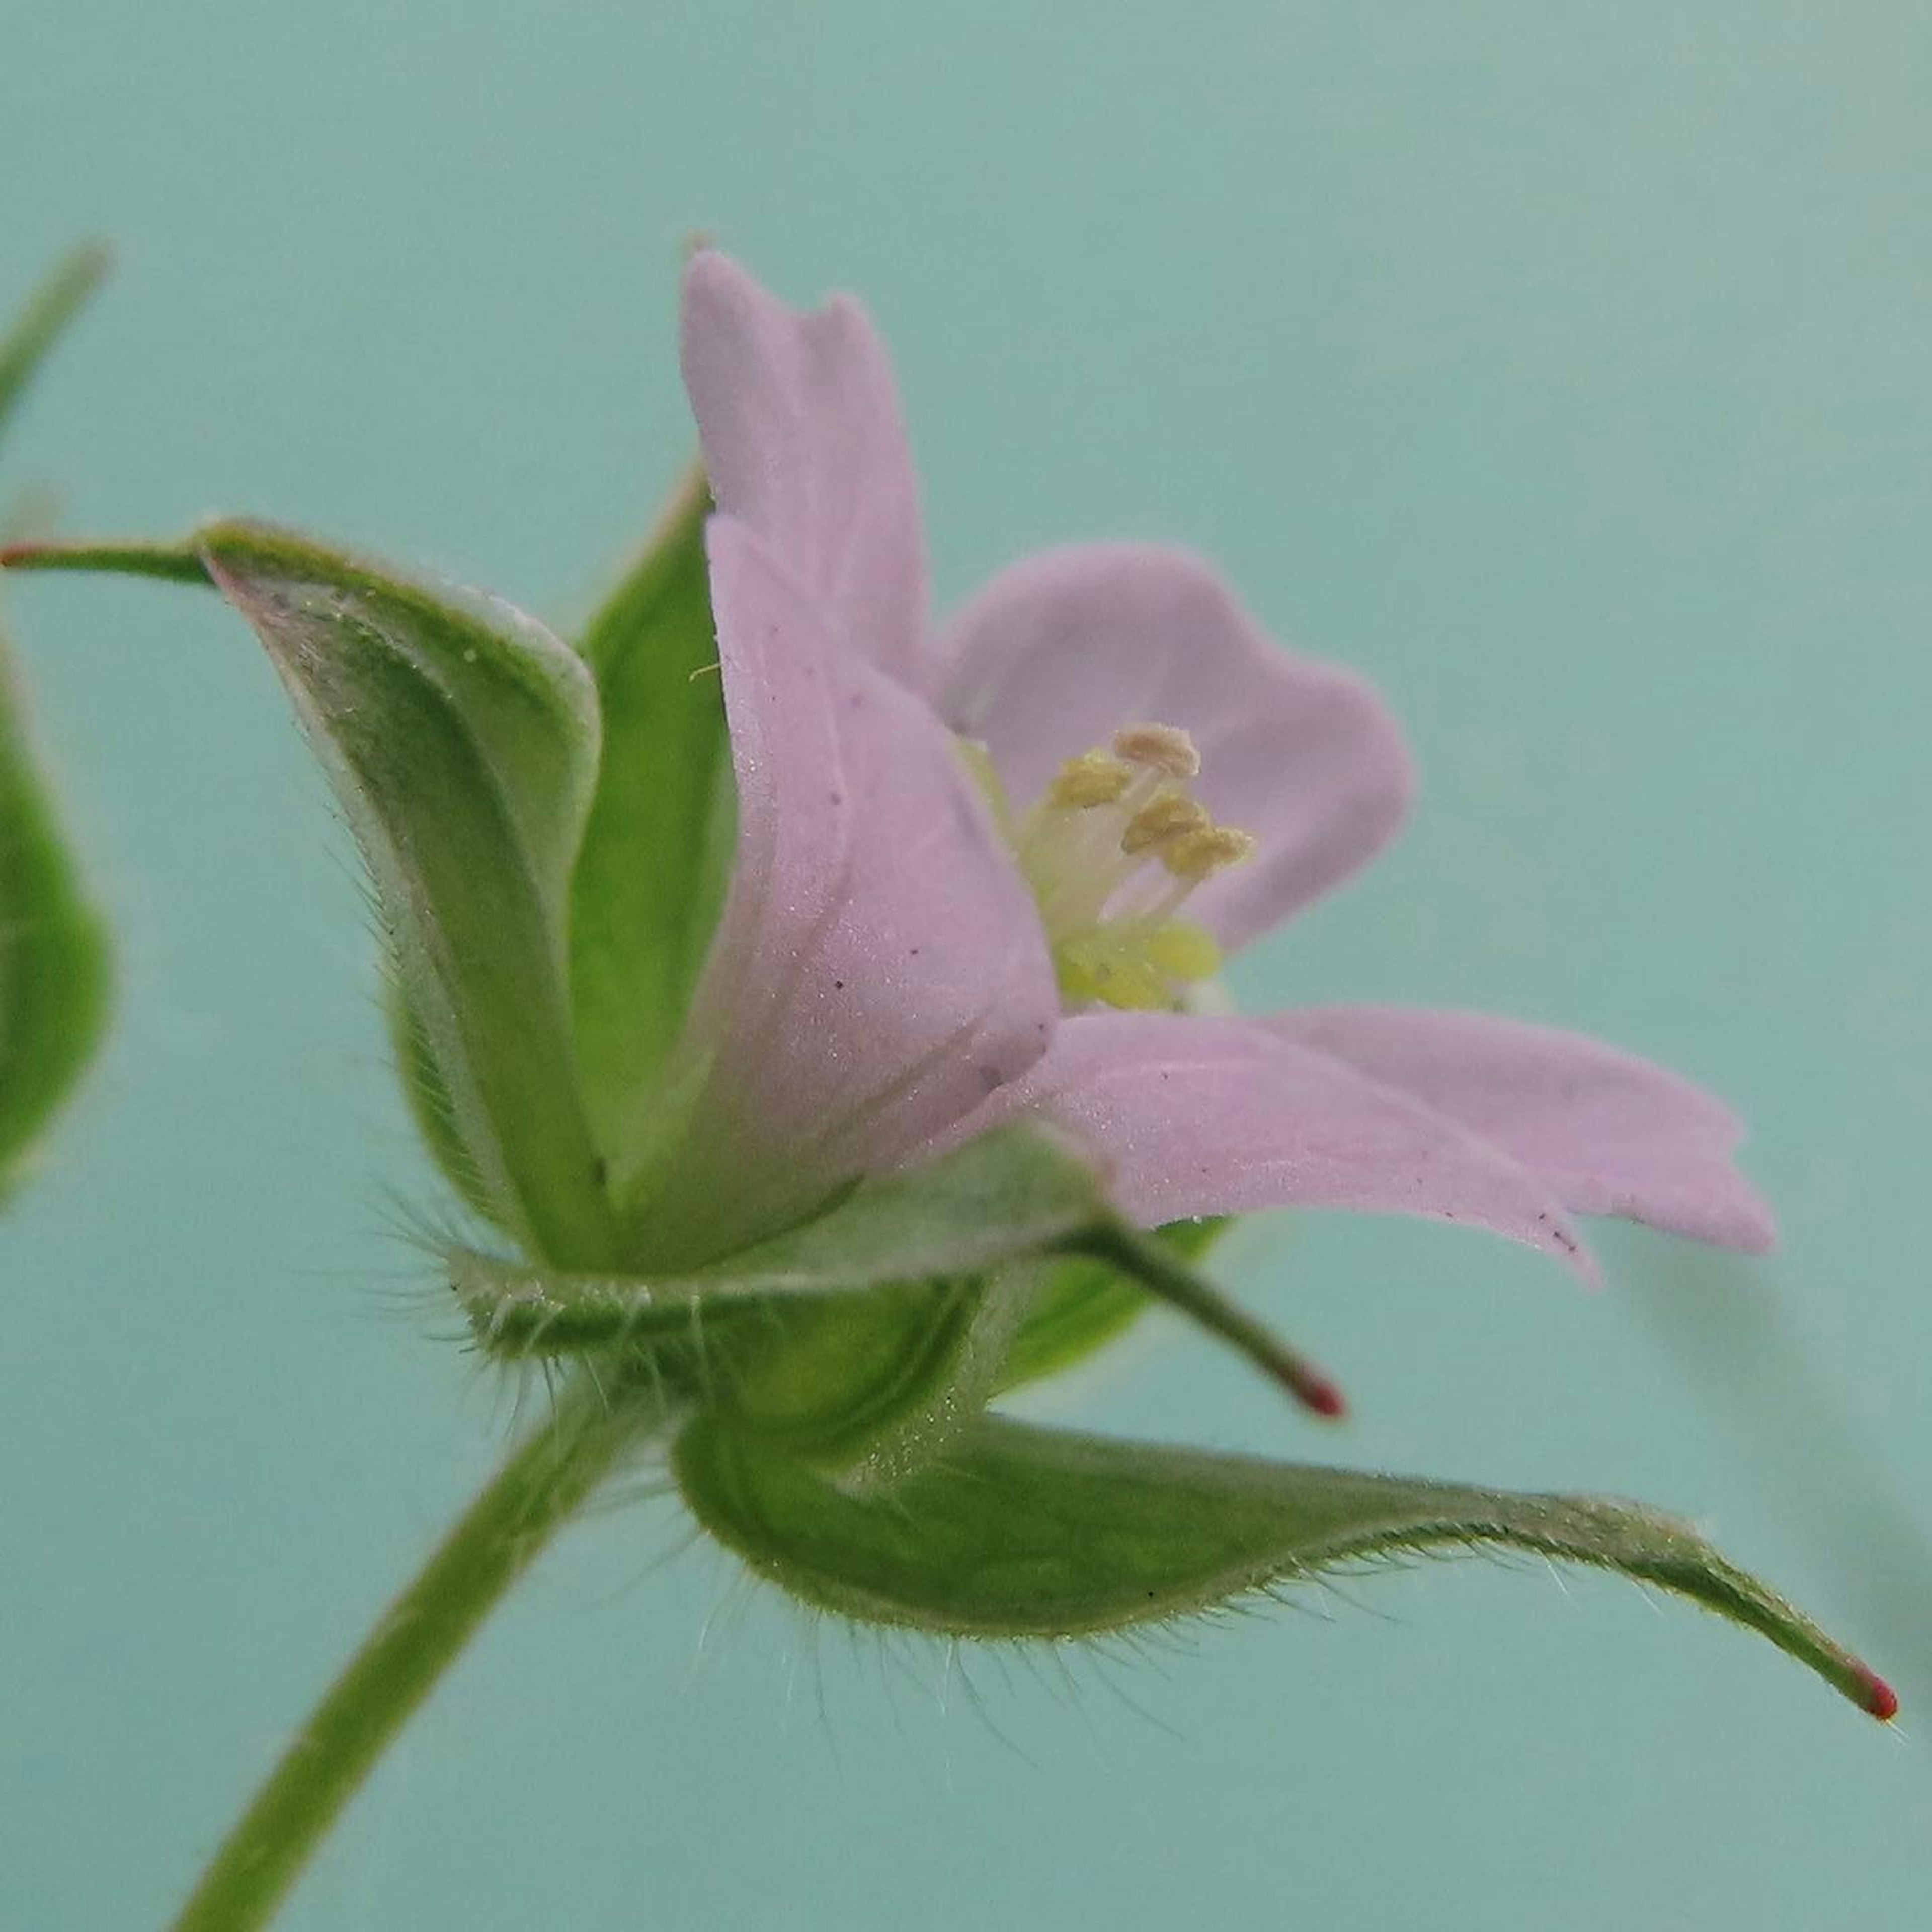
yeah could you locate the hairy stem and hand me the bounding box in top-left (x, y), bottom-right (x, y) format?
top-left (169, 1380), bottom-right (653, 1932)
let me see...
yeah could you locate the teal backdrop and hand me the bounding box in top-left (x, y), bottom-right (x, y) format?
top-left (5, 5), bottom-right (1930, 1926)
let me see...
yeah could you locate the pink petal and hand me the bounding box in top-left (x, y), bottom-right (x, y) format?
top-left (681, 250), bottom-right (927, 683)
top-left (646, 518), bottom-right (1058, 1261)
top-left (933, 545), bottom-right (1416, 953)
top-left (1264, 1007), bottom-right (1777, 1253)
top-left (924, 1010), bottom-right (1598, 1280)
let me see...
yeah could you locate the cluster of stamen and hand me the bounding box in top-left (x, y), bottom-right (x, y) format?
top-left (1010, 722), bottom-right (1255, 1011)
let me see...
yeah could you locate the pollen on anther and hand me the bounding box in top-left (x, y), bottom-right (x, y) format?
top-left (1163, 824), bottom-right (1257, 880)
top-left (1121, 791), bottom-right (1209, 855)
top-left (1046, 749), bottom-right (1134, 809)
top-left (1112, 722), bottom-right (1201, 778)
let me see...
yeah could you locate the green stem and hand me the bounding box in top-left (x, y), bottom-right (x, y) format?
top-left (0, 534), bottom-right (211, 583)
top-left (169, 1382), bottom-right (651, 1932)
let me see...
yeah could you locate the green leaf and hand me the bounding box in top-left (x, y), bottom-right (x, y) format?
top-left (450, 1125), bottom-right (1103, 1354)
top-left (674, 1413), bottom-right (1897, 1718)
top-left (199, 521), bottom-right (620, 1269)
top-left (997, 1216), bottom-right (1225, 1391)
top-left (0, 243), bottom-right (109, 448)
top-left (0, 626), bottom-right (111, 1196)
top-left (568, 467), bottom-right (735, 1163)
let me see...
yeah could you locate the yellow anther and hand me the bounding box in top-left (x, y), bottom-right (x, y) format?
top-left (1045, 749), bottom-right (1135, 809)
top-left (1111, 723), bottom-right (1201, 778)
top-left (1162, 824), bottom-right (1257, 880)
top-left (1009, 716), bottom-right (1253, 1015)
top-left (1120, 790), bottom-right (1209, 855)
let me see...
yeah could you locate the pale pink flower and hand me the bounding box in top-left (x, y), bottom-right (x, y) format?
top-left (657, 251), bottom-right (1773, 1280)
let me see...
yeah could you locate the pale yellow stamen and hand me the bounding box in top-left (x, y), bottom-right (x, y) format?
top-left (1121, 789), bottom-right (1210, 856)
top-left (1045, 749), bottom-right (1134, 809)
top-left (993, 717), bottom-right (1256, 1014)
top-left (1111, 722), bottom-right (1201, 778)
top-left (1161, 824), bottom-right (1257, 881)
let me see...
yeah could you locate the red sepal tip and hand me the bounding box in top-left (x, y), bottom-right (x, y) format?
top-left (1295, 1375), bottom-right (1347, 1421)
top-left (1861, 1671), bottom-right (1900, 1722)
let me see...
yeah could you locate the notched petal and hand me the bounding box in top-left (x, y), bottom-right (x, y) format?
top-left (681, 250), bottom-right (928, 682)
top-left (1267, 1006), bottom-right (1778, 1253)
top-left (935, 544), bottom-right (1416, 952)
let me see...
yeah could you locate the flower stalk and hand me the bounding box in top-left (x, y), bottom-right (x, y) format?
top-left (169, 1378), bottom-right (654, 1932)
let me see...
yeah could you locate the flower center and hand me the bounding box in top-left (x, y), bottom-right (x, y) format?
top-left (985, 722), bottom-right (1255, 1011)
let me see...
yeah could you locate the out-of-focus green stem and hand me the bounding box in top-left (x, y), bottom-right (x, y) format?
top-left (0, 243), bottom-right (110, 439)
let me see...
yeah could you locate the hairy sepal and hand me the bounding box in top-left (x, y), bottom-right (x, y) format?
top-left (454, 1127), bottom-right (1104, 1484)
top-left (451, 1125), bottom-right (1102, 1351)
top-left (385, 978), bottom-right (507, 1234)
top-left (717, 1271), bottom-right (1041, 1489)
top-left (201, 521), bottom-right (618, 1267)
top-left (454, 1132), bottom-right (1334, 1429)
top-left (675, 1414), bottom-right (1892, 1714)
top-left (569, 467), bottom-right (736, 1153)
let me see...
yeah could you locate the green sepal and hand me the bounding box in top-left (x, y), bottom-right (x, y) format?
top-left (452, 1126), bottom-right (1342, 1427)
top-left (451, 1126), bottom-right (1106, 1486)
top-left (384, 979), bottom-right (508, 1234)
top-left (714, 1270), bottom-right (1039, 1488)
top-left (450, 1125), bottom-right (1099, 1353)
top-left (997, 1216), bottom-right (1226, 1391)
top-left (453, 1253), bottom-right (1029, 1486)
top-left (0, 628), bottom-right (112, 1197)
top-left (675, 1413), bottom-right (1895, 1717)
top-left (568, 467), bottom-right (735, 1164)
top-left (197, 521), bottom-right (619, 1268)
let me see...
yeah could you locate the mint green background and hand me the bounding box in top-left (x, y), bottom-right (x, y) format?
top-left (6, 5), bottom-right (1930, 1926)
